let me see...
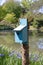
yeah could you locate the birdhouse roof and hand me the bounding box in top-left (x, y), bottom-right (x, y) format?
top-left (14, 25), bottom-right (26, 31)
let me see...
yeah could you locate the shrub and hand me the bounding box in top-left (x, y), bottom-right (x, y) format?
top-left (32, 19), bottom-right (39, 28)
top-left (4, 13), bottom-right (17, 24)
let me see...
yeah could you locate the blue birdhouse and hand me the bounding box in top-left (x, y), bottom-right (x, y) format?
top-left (13, 18), bottom-right (28, 44)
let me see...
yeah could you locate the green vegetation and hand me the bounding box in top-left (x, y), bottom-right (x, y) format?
top-left (0, 0), bottom-right (43, 29)
top-left (4, 13), bottom-right (17, 23)
top-left (0, 0), bottom-right (43, 65)
top-left (0, 45), bottom-right (43, 65)
top-left (0, 0), bottom-right (22, 26)
top-left (0, 45), bottom-right (22, 65)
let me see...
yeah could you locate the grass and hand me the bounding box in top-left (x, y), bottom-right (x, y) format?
top-left (0, 45), bottom-right (43, 65)
top-left (30, 55), bottom-right (43, 65)
top-left (0, 45), bottom-right (22, 65)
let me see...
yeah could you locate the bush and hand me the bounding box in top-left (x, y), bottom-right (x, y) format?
top-left (32, 19), bottom-right (39, 28)
top-left (4, 13), bottom-right (17, 24)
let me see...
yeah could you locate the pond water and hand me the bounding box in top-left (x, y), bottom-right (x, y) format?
top-left (29, 30), bottom-right (43, 55)
top-left (0, 30), bottom-right (43, 54)
top-left (37, 38), bottom-right (43, 49)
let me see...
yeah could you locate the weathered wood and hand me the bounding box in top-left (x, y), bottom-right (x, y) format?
top-left (21, 44), bottom-right (29, 65)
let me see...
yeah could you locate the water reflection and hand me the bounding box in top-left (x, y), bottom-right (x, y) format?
top-left (37, 38), bottom-right (43, 49)
top-left (29, 30), bottom-right (43, 54)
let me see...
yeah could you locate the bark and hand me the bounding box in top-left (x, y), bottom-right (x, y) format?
top-left (21, 44), bottom-right (29, 65)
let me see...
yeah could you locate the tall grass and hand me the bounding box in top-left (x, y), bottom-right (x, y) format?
top-left (0, 45), bottom-right (43, 65)
top-left (0, 45), bottom-right (22, 65)
top-left (29, 53), bottom-right (43, 65)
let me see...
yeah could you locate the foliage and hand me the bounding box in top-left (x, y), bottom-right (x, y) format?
top-left (2, 0), bottom-right (22, 18)
top-left (2, 0), bottom-right (17, 13)
top-left (22, 0), bottom-right (43, 12)
top-left (21, 0), bottom-right (33, 10)
top-left (0, 6), bottom-right (6, 21)
top-left (0, 45), bottom-right (22, 65)
top-left (21, 0), bottom-right (43, 28)
top-left (32, 19), bottom-right (39, 28)
top-left (0, 0), bottom-right (43, 28)
top-left (22, 0), bottom-right (30, 9)
top-left (4, 13), bottom-right (17, 23)
top-left (1, 46), bottom-right (43, 65)
top-left (31, 0), bottom-right (43, 11)
top-left (29, 53), bottom-right (43, 65)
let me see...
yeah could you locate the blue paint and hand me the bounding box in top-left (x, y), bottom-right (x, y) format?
top-left (13, 18), bottom-right (28, 44)
top-left (15, 31), bottom-right (22, 43)
top-left (20, 18), bottom-right (27, 26)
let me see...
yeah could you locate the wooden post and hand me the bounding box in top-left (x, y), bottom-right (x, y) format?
top-left (21, 44), bottom-right (29, 65)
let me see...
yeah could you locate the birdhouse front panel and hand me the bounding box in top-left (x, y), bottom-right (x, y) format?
top-left (15, 31), bottom-right (22, 43)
